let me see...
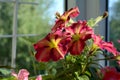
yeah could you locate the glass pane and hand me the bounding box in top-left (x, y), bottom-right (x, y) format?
top-left (109, 0), bottom-right (120, 66)
top-left (0, 38), bottom-right (12, 66)
top-left (18, 0), bottom-right (64, 35)
top-left (0, 2), bottom-right (13, 35)
top-left (16, 36), bottom-right (40, 75)
top-left (19, 0), bottom-right (37, 2)
top-left (16, 0), bottom-right (64, 75)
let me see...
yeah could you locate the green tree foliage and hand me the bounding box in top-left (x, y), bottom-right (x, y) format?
top-left (0, 3), bottom-right (13, 66)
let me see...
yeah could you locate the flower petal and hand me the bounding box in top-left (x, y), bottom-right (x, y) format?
top-left (18, 69), bottom-right (29, 80)
top-left (52, 7), bottom-right (80, 32)
top-left (92, 35), bottom-right (118, 56)
top-left (35, 47), bottom-right (51, 62)
top-left (36, 75), bottom-right (42, 80)
top-left (11, 71), bottom-right (18, 79)
top-left (50, 48), bottom-right (65, 61)
top-left (69, 40), bottom-right (85, 55)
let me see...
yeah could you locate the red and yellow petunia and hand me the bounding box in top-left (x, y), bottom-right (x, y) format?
top-left (65, 20), bottom-right (93, 55)
top-left (34, 32), bottom-right (68, 62)
top-left (52, 6), bottom-right (79, 32)
top-left (92, 34), bottom-right (118, 56)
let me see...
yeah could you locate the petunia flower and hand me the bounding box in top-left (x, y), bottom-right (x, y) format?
top-left (52, 6), bottom-right (79, 32)
top-left (65, 20), bottom-right (93, 55)
top-left (12, 69), bottom-right (42, 80)
top-left (100, 66), bottom-right (120, 80)
top-left (34, 32), bottom-right (68, 62)
top-left (92, 34), bottom-right (118, 56)
top-left (11, 69), bottom-right (29, 80)
top-left (36, 75), bottom-right (42, 80)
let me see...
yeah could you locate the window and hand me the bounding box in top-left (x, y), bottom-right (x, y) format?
top-left (0, 0), bottom-right (64, 73)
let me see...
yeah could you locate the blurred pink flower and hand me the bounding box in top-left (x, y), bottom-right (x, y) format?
top-left (12, 69), bottom-right (42, 80)
top-left (36, 75), bottom-right (42, 80)
top-left (118, 40), bottom-right (120, 43)
top-left (12, 69), bottom-right (29, 80)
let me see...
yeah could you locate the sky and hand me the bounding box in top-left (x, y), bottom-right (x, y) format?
top-left (48, 0), bottom-right (64, 24)
top-left (109, 0), bottom-right (118, 7)
top-left (108, 0), bottom-right (119, 18)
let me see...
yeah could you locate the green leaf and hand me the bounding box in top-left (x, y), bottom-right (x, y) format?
top-left (87, 15), bottom-right (104, 27)
top-left (85, 71), bottom-right (91, 77)
top-left (0, 69), bottom-right (11, 75)
top-left (78, 75), bottom-right (89, 80)
top-left (0, 76), bottom-right (15, 80)
top-left (87, 18), bottom-right (96, 27)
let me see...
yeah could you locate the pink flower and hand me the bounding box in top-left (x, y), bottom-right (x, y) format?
top-left (101, 67), bottom-right (120, 80)
top-left (36, 75), bottom-right (42, 80)
top-left (12, 69), bottom-right (42, 80)
top-left (52, 6), bottom-right (79, 32)
top-left (65, 20), bottom-right (93, 55)
top-left (12, 69), bottom-right (29, 80)
top-left (92, 35), bottom-right (117, 56)
top-left (118, 40), bottom-right (120, 43)
top-left (34, 32), bottom-right (68, 62)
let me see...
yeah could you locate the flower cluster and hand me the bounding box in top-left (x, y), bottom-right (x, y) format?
top-left (33, 7), bottom-right (120, 80)
top-left (12, 7), bottom-right (120, 80)
top-left (34, 6), bottom-right (120, 62)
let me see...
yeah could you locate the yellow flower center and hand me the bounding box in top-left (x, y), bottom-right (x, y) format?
top-left (91, 44), bottom-right (99, 51)
top-left (116, 55), bottom-right (120, 60)
top-left (49, 38), bottom-right (61, 49)
top-left (72, 33), bottom-right (80, 41)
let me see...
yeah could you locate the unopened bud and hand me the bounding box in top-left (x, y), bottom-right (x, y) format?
top-left (55, 12), bottom-right (61, 19)
top-left (102, 11), bottom-right (108, 18)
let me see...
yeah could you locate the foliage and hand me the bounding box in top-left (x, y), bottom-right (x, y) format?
top-left (0, 3), bottom-right (13, 66)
